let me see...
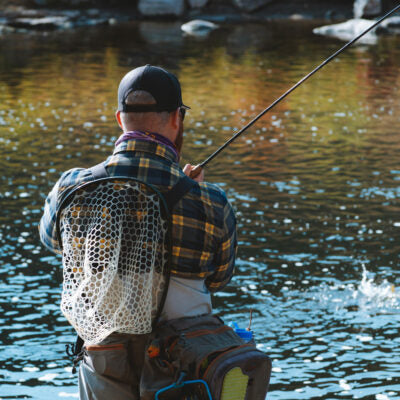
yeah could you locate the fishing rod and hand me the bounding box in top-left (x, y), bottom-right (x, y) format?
top-left (190, 3), bottom-right (400, 178)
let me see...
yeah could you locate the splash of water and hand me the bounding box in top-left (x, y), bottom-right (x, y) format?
top-left (312, 265), bottom-right (399, 314)
top-left (354, 265), bottom-right (397, 308)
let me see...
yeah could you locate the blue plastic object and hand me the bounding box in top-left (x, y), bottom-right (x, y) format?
top-left (231, 322), bottom-right (253, 343)
top-left (155, 378), bottom-right (213, 400)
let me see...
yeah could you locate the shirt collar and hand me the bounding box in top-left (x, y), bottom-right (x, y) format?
top-left (113, 136), bottom-right (179, 164)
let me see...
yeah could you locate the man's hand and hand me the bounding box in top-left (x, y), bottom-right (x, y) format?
top-left (183, 164), bottom-right (204, 182)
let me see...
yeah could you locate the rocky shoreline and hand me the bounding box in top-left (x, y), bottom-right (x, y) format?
top-left (0, 0), bottom-right (399, 33)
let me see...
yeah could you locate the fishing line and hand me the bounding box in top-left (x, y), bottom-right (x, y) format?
top-left (191, 3), bottom-right (400, 176)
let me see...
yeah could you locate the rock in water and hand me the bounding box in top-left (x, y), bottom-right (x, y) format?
top-left (353, 0), bottom-right (382, 18)
top-left (181, 19), bottom-right (218, 36)
top-left (9, 16), bottom-right (69, 30)
top-left (138, 0), bottom-right (185, 17)
top-left (313, 19), bottom-right (378, 44)
top-left (377, 16), bottom-right (400, 35)
top-left (232, 0), bottom-right (273, 13)
top-left (188, 0), bottom-right (209, 8)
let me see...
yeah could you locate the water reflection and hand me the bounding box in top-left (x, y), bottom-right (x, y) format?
top-left (1, 20), bottom-right (400, 399)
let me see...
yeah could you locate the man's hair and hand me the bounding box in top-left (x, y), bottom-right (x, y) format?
top-left (120, 90), bottom-right (171, 129)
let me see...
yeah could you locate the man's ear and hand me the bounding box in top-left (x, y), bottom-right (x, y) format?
top-left (170, 109), bottom-right (180, 129)
top-left (115, 110), bottom-right (123, 130)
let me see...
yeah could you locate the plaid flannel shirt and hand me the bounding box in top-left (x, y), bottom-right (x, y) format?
top-left (39, 139), bottom-right (237, 292)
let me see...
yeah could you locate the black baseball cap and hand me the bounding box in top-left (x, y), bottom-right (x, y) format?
top-left (117, 65), bottom-right (190, 113)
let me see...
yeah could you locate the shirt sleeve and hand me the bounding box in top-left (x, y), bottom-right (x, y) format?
top-left (38, 167), bottom-right (90, 255)
top-left (205, 194), bottom-right (237, 293)
top-left (38, 177), bottom-right (63, 255)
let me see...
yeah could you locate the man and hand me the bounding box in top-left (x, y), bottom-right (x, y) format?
top-left (39, 64), bottom-right (237, 399)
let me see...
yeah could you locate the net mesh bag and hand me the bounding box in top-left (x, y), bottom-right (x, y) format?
top-left (58, 179), bottom-right (170, 345)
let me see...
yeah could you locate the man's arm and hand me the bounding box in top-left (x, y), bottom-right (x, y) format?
top-left (183, 163), bottom-right (237, 291)
top-left (206, 195), bottom-right (238, 293)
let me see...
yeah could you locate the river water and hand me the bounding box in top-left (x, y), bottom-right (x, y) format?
top-left (0, 20), bottom-right (400, 400)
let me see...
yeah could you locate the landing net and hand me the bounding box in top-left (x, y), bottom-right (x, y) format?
top-left (58, 179), bottom-right (170, 345)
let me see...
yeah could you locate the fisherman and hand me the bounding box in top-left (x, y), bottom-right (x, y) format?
top-left (39, 64), bottom-right (237, 399)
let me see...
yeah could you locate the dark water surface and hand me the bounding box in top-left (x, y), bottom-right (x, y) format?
top-left (1, 20), bottom-right (400, 399)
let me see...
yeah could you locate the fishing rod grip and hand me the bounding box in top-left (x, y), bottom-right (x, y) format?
top-left (188, 164), bottom-right (203, 180)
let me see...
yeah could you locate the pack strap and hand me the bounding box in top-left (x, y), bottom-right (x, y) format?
top-left (88, 162), bottom-right (197, 213)
top-left (89, 162), bottom-right (109, 180)
top-left (163, 175), bottom-right (197, 212)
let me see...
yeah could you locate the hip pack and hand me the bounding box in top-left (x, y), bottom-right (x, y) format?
top-left (140, 314), bottom-right (271, 400)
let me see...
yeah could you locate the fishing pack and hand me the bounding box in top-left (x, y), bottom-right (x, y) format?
top-left (141, 314), bottom-right (271, 400)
